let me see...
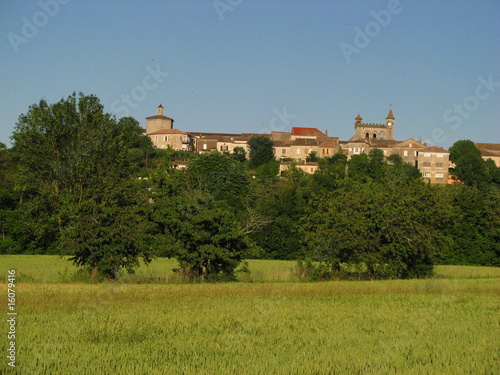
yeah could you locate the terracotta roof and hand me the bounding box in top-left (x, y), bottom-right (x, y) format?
top-left (394, 138), bottom-right (427, 148)
top-left (370, 139), bottom-right (398, 147)
top-left (146, 115), bottom-right (174, 120)
top-left (386, 109), bottom-right (395, 119)
top-left (281, 161), bottom-right (319, 166)
top-left (320, 141), bottom-right (337, 148)
top-left (421, 146), bottom-right (449, 153)
top-left (476, 143), bottom-right (500, 151)
top-left (291, 127), bottom-right (326, 137)
top-left (147, 129), bottom-right (186, 135)
top-left (481, 150), bottom-right (500, 157)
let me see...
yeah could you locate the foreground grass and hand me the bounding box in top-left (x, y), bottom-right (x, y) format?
top-left (0, 256), bottom-right (499, 373)
top-left (1, 279), bottom-right (499, 374)
top-left (1, 255), bottom-right (500, 283)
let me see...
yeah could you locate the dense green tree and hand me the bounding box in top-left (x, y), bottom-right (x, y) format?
top-left (347, 154), bottom-right (369, 181)
top-left (186, 151), bottom-right (250, 208)
top-left (302, 180), bottom-right (451, 279)
top-left (248, 136), bottom-right (274, 167)
top-left (152, 193), bottom-right (250, 281)
top-left (366, 148), bottom-right (385, 181)
top-left (439, 185), bottom-right (500, 266)
top-left (231, 146), bottom-right (247, 162)
top-left (313, 153), bottom-right (348, 192)
top-left (0, 145), bottom-right (26, 253)
top-left (385, 154), bottom-right (421, 184)
top-left (306, 151), bottom-right (319, 162)
top-left (61, 196), bottom-right (156, 279)
top-left (449, 140), bottom-right (490, 186)
top-left (11, 93), bottom-right (153, 277)
top-left (248, 166), bottom-right (312, 259)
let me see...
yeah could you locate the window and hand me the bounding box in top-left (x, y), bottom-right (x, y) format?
top-left (435, 163), bottom-right (444, 168)
top-left (423, 153), bottom-right (431, 157)
top-left (311, 168), bottom-right (314, 173)
top-left (435, 173), bottom-right (444, 179)
top-left (164, 136), bottom-right (168, 142)
top-left (202, 144), bottom-right (207, 150)
top-left (373, 133), bottom-right (377, 139)
top-left (436, 153), bottom-right (444, 158)
top-left (282, 149), bottom-right (286, 154)
top-left (296, 149), bottom-right (300, 155)
top-left (422, 172), bottom-right (431, 178)
top-left (380, 132), bottom-right (385, 140)
top-left (423, 162), bottom-right (431, 167)
top-left (404, 150), bottom-right (408, 156)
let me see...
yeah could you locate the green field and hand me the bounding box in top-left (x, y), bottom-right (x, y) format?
top-left (1, 256), bottom-right (499, 374)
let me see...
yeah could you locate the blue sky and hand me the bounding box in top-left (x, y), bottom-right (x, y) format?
top-left (1, 0), bottom-right (499, 149)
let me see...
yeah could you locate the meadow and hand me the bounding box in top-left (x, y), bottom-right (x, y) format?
top-left (0, 256), bottom-right (499, 374)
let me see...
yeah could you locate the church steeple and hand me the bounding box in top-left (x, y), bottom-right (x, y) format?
top-left (386, 108), bottom-right (394, 120)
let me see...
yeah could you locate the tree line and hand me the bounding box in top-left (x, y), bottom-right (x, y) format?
top-left (1, 93), bottom-right (499, 280)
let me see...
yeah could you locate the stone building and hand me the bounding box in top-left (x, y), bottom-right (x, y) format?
top-left (416, 146), bottom-right (450, 185)
top-left (353, 109), bottom-right (395, 141)
top-left (145, 105), bottom-right (193, 151)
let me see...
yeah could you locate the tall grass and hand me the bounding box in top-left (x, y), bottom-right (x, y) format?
top-left (1, 255), bottom-right (499, 283)
top-left (1, 279), bottom-right (498, 374)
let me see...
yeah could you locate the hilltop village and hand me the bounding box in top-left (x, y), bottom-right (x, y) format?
top-left (144, 105), bottom-right (499, 185)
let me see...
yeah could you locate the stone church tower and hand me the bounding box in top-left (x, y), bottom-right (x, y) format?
top-left (146, 104), bottom-right (174, 134)
top-left (354, 109), bottom-right (394, 141)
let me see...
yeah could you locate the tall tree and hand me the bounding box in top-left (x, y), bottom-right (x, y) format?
top-left (186, 151), bottom-right (250, 208)
top-left (248, 136), bottom-right (275, 167)
top-left (152, 192), bottom-right (250, 281)
top-left (301, 180), bottom-right (451, 279)
top-left (449, 140), bottom-right (490, 186)
top-left (12, 93), bottom-right (153, 277)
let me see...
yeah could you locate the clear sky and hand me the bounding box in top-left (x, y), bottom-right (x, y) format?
top-left (1, 0), bottom-right (499, 149)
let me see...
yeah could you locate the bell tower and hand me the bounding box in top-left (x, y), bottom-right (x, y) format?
top-left (385, 109), bottom-right (395, 140)
top-left (146, 104), bottom-right (174, 134)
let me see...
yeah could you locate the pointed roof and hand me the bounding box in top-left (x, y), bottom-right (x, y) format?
top-left (395, 138), bottom-right (427, 148)
top-left (386, 109), bottom-right (395, 120)
top-left (421, 146), bottom-right (449, 153)
top-left (355, 114), bottom-right (362, 121)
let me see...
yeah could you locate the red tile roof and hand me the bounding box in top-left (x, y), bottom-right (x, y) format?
top-left (291, 127), bottom-right (326, 137)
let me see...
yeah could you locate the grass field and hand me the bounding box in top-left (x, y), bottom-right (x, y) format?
top-left (0, 256), bottom-right (499, 374)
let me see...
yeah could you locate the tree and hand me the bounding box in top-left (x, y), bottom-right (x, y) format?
top-left (12, 93), bottom-right (153, 277)
top-left (152, 193), bottom-right (250, 281)
top-left (301, 180), bottom-right (451, 279)
top-left (61, 197), bottom-right (156, 279)
top-left (347, 154), bottom-right (369, 181)
top-left (385, 154), bottom-right (421, 184)
top-left (186, 151), bottom-right (250, 208)
top-left (366, 148), bottom-right (385, 181)
top-left (439, 185), bottom-right (500, 266)
top-left (306, 151), bottom-right (319, 162)
top-left (449, 140), bottom-right (490, 186)
top-left (231, 146), bottom-right (247, 162)
top-left (248, 136), bottom-right (274, 167)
